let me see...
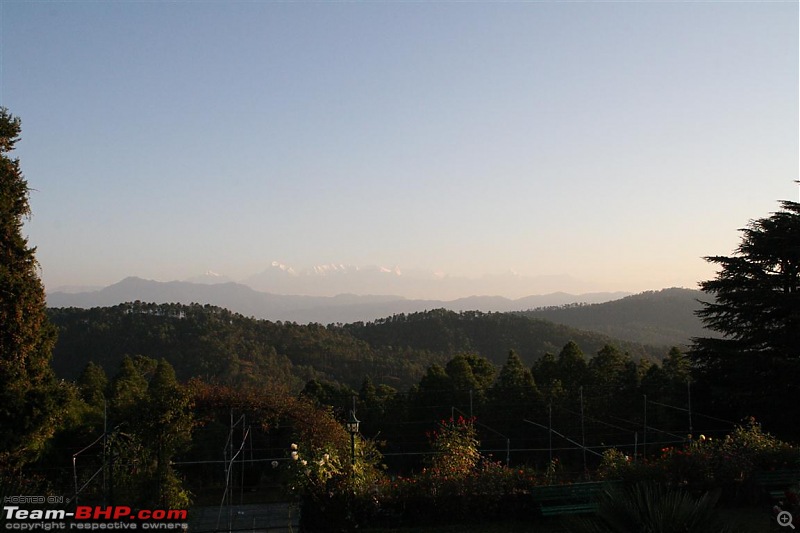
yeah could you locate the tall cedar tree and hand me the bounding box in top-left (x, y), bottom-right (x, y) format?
top-left (690, 200), bottom-right (800, 438)
top-left (0, 108), bottom-right (62, 469)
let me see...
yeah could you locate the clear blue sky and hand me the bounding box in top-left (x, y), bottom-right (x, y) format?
top-left (2, 0), bottom-right (798, 296)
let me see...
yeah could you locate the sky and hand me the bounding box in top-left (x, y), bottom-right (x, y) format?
top-left (2, 0), bottom-right (798, 298)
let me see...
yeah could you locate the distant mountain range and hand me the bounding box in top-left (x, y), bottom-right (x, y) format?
top-left (241, 261), bottom-right (600, 299)
top-left (46, 276), bottom-right (630, 325)
top-left (48, 262), bottom-right (605, 300)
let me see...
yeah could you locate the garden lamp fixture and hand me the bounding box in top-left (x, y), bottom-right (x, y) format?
top-left (347, 409), bottom-right (360, 466)
top-left (346, 409), bottom-right (360, 435)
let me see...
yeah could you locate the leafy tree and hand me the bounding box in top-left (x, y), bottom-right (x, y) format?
top-left (445, 353), bottom-right (495, 410)
top-left (300, 378), bottom-right (357, 417)
top-left (77, 361), bottom-right (109, 409)
top-left (108, 355), bottom-right (149, 421)
top-left (0, 108), bottom-right (64, 471)
top-left (357, 376), bottom-right (398, 431)
top-left (99, 357), bottom-right (194, 507)
top-left (73, 362), bottom-right (109, 437)
top-left (137, 359), bottom-right (193, 507)
top-left (690, 201), bottom-right (800, 438)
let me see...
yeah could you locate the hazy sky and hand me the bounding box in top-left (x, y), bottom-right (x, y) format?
top-left (3, 0), bottom-right (798, 297)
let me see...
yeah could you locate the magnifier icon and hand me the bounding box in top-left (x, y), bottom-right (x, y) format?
top-left (778, 511), bottom-right (795, 529)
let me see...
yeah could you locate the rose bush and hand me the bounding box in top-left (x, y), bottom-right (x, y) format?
top-left (596, 419), bottom-right (798, 504)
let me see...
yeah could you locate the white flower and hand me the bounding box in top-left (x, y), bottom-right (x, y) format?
top-left (291, 443), bottom-right (298, 450)
top-left (291, 451), bottom-right (299, 460)
top-left (301, 459), bottom-right (308, 466)
top-left (271, 461), bottom-right (279, 468)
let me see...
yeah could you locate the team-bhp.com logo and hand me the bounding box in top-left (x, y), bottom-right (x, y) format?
top-left (4, 504), bottom-right (188, 530)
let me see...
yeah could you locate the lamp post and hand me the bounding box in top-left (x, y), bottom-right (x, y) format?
top-left (346, 409), bottom-right (360, 466)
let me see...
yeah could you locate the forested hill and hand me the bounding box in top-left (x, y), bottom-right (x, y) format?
top-left (48, 303), bottom-right (669, 391)
top-left (48, 302), bottom-right (426, 390)
top-left (343, 309), bottom-right (663, 367)
top-left (519, 288), bottom-right (712, 347)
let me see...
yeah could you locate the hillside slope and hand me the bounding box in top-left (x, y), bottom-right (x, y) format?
top-left (48, 303), bottom-right (669, 391)
top-left (344, 309), bottom-right (668, 367)
top-left (520, 287), bottom-right (714, 347)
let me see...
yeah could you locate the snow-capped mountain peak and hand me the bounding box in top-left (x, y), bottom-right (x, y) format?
top-left (186, 271), bottom-right (233, 285)
top-left (270, 261), bottom-right (298, 276)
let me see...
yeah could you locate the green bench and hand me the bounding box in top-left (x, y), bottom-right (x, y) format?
top-left (530, 481), bottom-right (621, 517)
top-left (754, 469), bottom-right (800, 502)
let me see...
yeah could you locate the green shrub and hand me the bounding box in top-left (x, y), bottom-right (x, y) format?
top-left (566, 483), bottom-right (730, 533)
top-left (595, 419), bottom-right (798, 504)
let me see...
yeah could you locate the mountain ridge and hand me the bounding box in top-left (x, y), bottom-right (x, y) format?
top-left (520, 287), bottom-right (713, 347)
top-left (46, 276), bottom-right (630, 324)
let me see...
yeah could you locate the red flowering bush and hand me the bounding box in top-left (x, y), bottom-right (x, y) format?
top-left (427, 417), bottom-right (481, 477)
top-left (713, 418), bottom-right (796, 482)
top-left (596, 419), bottom-right (798, 505)
top-left (659, 439), bottom-right (716, 490)
top-left (372, 459), bottom-right (543, 526)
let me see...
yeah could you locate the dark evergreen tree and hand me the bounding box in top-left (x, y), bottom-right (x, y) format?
top-left (77, 361), bottom-right (109, 409)
top-left (412, 363), bottom-right (452, 422)
top-left (556, 341), bottom-right (588, 397)
top-left (690, 200), bottom-right (800, 438)
top-left (490, 350), bottom-right (541, 435)
top-left (493, 350), bottom-right (539, 405)
top-left (359, 376), bottom-right (377, 405)
top-left (587, 345), bottom-right (633, 415)
top-left (0, 108), bottom-right (64, 471)
top-left (663, 346), bottom-right (691, 384)
top-left (532, 352), bottom-right (568, 406)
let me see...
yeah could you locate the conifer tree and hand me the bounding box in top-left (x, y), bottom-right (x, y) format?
top-left (0, 108), bottom-right (63, 470)
top-left (491, 350), bottom-right (540, 433)
top-left (691, 200), bottom-right (800, 437)
top-left (556, 341), bottom-right (588, 396)
top-left (494, 350), bottom-right (539, 403)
